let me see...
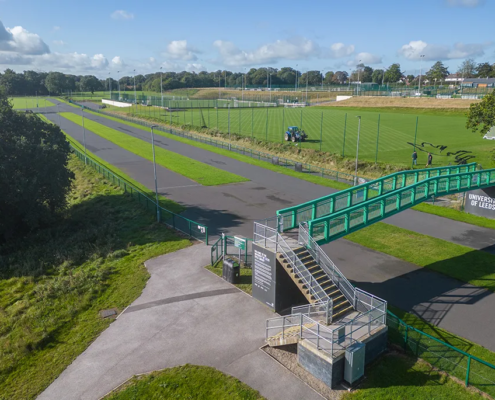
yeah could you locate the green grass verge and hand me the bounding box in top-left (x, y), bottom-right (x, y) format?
top-left (347, 223), bottom-right (495, 292)
top-left (206, 262), bottom-right (253, 295)
top-left (102, 364), bottom-right (264, 399)
top-left (83, 109), bottom-right (350, 191)
top-left (0, 155), bottom-right (190, 400)
top-left (37, 114), bottom-right (184, 214)
top-left (11, 97), bottom-right (54, 109)
top-left (343, 352), bottom-right (483, 400)
top-left (59, 112), bottom-right (249, 186)
top-left (413, 202), bottom-right (495, 230)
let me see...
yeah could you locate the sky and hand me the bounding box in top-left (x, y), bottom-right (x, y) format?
top-left (0, 0), bottom-right (494, 78)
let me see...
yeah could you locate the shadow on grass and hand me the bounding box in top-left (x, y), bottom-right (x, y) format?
top-left (0, 191), bottom-right (186, 279)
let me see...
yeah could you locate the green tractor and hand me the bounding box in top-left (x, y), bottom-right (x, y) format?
top-left (285, 126), bottom-right (308, 143)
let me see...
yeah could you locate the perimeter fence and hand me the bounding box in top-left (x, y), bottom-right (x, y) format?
top-left (387, 310), bottom-right (495, 396)
top-left (64, 133), bottom-right (209, 243)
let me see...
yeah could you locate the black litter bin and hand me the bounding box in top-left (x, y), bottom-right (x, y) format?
top-left (223, 257), bottom-right (240, 284)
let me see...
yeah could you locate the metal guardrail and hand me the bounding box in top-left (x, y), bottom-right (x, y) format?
top-left (292, 300), bottom-right (333, 324)
top-left (254, 223), bottom-right (329, 303)
top-left (210, 234), bottom-right (253, 266)
top-left (308, 169), bottom-right (495, 243)
top-left (277, 163), bottom-right (478, 231)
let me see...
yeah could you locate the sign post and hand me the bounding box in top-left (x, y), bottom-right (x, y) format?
top-left (234, 236), bottom-right (246, 263)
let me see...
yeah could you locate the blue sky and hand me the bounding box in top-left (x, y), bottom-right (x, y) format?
top-left (0, 0), bottom-right (494, 77)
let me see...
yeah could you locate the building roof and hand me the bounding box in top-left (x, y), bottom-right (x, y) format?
top-left (463, 78), bottom-right (495, 84)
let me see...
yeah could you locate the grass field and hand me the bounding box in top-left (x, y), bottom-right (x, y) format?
top-left (59, 112), bottom-right (249, 186)
top-left (103, 365), bottom-right (263, 399)
top-left (103, 103), bottom-right (494, 168)
top-left (347, 222), bottom-right (495, 292)
top-left (326, 96), bottom-right (480, 109)
top-left (0, 155), bottom-right (190, 400)
top-left (10, 97), bottom-right (54, 109)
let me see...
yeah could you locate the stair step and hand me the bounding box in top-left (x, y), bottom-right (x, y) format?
top-left (333, 300), bottom-right (350, 310)
top-left (318, 278), bottom-right (331, 285)
top-left (332, 305), bottom-right (354, 320)
top-left (307, 265), bottom-right (320, 271)
top-left (331, 294), bottom-right (345, 303)
top-left (322, 283), bottom-right (336, 291)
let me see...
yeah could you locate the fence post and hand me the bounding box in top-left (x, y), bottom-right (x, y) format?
top-left (342, 113), bottom-right (347, 157)
top-left (465, 356), bottom-right (471, 387)
top-left (404, 324), bottom-right (409, 352)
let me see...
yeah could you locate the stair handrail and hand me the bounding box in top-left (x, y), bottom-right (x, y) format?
top-left (275, 230), bottom-right (329, 303)
top-left (307, 168), bottom-right (495, 243)
top-left (292, 298), bottom-right (333, 324)
top-left (298, 222), bottom-right (356, 307)
top-left (277, 163), bottom-right (477, 231)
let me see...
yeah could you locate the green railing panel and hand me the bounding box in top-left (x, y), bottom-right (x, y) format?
top-left (308, 169), bottom-right (495, 243)
top-left (277, 163), bottom-right (477, 232)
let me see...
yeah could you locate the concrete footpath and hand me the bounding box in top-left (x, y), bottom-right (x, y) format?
top-left (38, 245), bottom-right (322, 400)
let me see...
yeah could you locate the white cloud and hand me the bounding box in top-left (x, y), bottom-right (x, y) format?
top-left (213, 38), bottom-right (356, 67)
top-left (347, 52), bottom-right (382, 66)
top-left (326, 43), bottom-right (355, 58)
top-left (186, 63), bottom-right (205, 72)
top-left (446, 0), bottom-right (483, 7)
top-left (165, 40), bottom-right (199, 61)
top-left (111, 56), bottom-right (124, 67)
top-left (53, 40), bottom-right (66, 46)
top-left (160, 61), bottom-right (180, 71)
top-left (398, 40), bottom-right (490, 60)
top-left (0, 22), bottom-right (50, 55)
top-left (213, 37), bottom-right (320, 66)
top-left (111, 10), bottom-right (134, 20)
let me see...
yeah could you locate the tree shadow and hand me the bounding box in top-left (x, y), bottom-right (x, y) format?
top-left (0, 192), bottom-right (187, 279)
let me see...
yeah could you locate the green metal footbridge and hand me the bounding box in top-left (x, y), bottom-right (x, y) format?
top-left (276, 163), bottom-right (495, 244)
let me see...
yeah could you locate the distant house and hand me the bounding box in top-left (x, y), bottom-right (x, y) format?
top-left (462, 78), bottom-right (495, 88)
top-left (445, 73), bottom-right (464, 83)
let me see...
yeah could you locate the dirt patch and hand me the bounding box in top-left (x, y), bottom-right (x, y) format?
top-left (262, 344), bottom-right (345, 399)
top-left (321, 96), bottom-right (480, 109)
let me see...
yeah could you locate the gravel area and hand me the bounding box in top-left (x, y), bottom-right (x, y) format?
top-left (262, 345), bottom-right (346, 400)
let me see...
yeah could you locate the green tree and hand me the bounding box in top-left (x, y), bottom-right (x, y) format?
top-left (466, 91), bottom-right (495, 136)
top-left (276, 67), bottom-right (296, 84)
top-left (80, 75), bottom-right (101, 94)
top-left (372, 69), bottom-right (384, 84)
top-left (406, 75), bottom-right (415, 84)
top-left (426, 61), bottom-right (449, 83)
top-left (323, 71), bottom-right (334, 84)
top-left (457, 59), bottom-right (477, 78)
top-left (0, 69), bottom-right (26, 95)
top-left (299, 70), bottom-right (323, 86)
top-left (44, 72), bottom-right (68, 94)
top-left (361, 66), bottom-right (374, 83)
top-left (0, 90), bottom-right (74, 242)
top-left (476, 62), bottom-right (493, 78)
top-left (383, 64), bottom-right (402, 83)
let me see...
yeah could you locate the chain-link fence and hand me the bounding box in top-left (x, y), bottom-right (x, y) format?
top-left (69, 141), bottom-right (209, 243)
top-left (387, 310), bottom-right (495, 396)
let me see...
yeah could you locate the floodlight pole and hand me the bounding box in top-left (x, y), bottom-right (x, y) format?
top-left (108, 72), bottom-right (112, 100)
top-left (150, 125), bottom-right (160, 222)
top-left (354, 116), bottom-right (362, 186)
top-left (295, 64), bottom-right (298, 90)
top-left (418, 54), bottom-right (425, 95)
top-left (228, 104), bottom-right (231, 150)
top-left (82, 106), bottom-right (87, 164)
top-left (133, 69), bottom-right (137, 105)
top-left (117, 70), bottom-right (121, 100)
top-left (160, 67), bottom-right (163, 107)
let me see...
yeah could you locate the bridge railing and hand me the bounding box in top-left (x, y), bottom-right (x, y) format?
top-left (276, 163), bottom-right (477, 232)
top-left (307, 169), bottom-right (495, 243)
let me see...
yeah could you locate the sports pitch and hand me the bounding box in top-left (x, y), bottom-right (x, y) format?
top-left (10, 97), bottom-right (54, 109)
top-left (106, 104), bottom-right (493, 168)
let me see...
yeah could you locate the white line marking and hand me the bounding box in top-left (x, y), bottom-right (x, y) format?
top-left (158, 184), bottom-right (201, 190)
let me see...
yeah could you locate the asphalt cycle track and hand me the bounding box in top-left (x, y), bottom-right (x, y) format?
top-left (41, 102), bottom-right (495, 351)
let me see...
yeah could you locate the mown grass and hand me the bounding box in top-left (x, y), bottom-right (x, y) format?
top-left (101, 101), bottom-right (494, 168)
top-left (59, 112), bottom-right (249, 186)
top-left (206, 262), bottom-right (253, 295)
top-left (343, 353), bottom-right (484, 400)
top-left (37, 113), bottom-right (184, 214)
top-left (10, 97), bottom-right (54, 109)
top-left (103, 364), bottom-right (264, 400)
top-left (347, 222), bottom-right (495, 292)
top-left (0, 155), bottom-right (190, 400)
top-left (81, 109), bottom-right (351, 191)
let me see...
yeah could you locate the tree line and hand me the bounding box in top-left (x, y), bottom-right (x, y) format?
top-left (1, 59), bottom-right (495, 96)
